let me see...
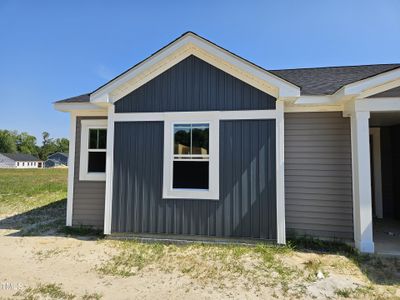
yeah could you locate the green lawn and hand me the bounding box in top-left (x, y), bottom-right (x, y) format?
top-left (0, 168), bottom-right (67, 216)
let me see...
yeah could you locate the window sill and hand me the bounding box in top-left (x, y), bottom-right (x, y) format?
top-left (163, 188), bottom-right (219, 200)
top-left (79, 172), bottom-right (106, 181)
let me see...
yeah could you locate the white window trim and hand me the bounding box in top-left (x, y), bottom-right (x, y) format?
top-left (163, 112), bottom-right (219, 200)
top-left (79, 119), bottom-right (108, 181)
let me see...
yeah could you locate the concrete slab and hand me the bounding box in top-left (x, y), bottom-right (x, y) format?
top-left (374, 218), bottom-right (400, 256)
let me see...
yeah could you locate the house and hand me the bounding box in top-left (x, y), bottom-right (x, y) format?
top-left (45, 152), bottom-right (68, 168)
top-left (0, 153), bottom-right (43, 168)
top-left (54, 32), bottom-right (400, 254)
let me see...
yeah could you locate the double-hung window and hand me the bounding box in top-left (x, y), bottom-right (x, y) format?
top-left (163, 113), bottom-right (219, 200)
top-left (80, 119), bottom-right (107, 181)
top-left (173, 123), bottom-right (209, 189)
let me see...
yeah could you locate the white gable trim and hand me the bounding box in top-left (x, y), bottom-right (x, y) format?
top-left (90, 33), bottom-right (300, 104)
top-left (334, 67), bottom-right (400, 102)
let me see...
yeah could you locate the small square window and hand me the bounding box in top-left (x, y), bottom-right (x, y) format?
top-left (79, 119), bottom-right (108, 181)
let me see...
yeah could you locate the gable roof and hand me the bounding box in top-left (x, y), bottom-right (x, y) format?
top-left (55, 32), bottom-right (300, 104)
top-left (0, 153), bottom-right (41, 162)
top-left (48, 152), bottom-right (69, 158)
top-left (54, 32), bottom-right (400, 104)
top-left (56, 94), bottom-right (90, 103)
top-left (270, 64), bottom-right (400, 96)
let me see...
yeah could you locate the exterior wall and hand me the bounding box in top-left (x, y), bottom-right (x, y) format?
top-left (72, 116), bottom-right (106, 228)
top-left (111, 120), bottom-right (277, 240)
top-left (0, 154), bottom-right (15, 168)
top-left (115, 55), bottom-right (276, 113)
top-left (284, 112), bottom-right (354, 240)
top-left (15, 161), bottom-right (40, 168)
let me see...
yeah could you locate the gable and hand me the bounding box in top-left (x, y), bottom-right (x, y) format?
top-left (90, 32), bottom-right (299, 104)
top-left (115, 55), bottom-right (276, 113)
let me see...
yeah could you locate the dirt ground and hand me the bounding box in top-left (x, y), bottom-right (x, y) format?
top-left (0, 229), bottom-right (399, 299)
top-left (0, 170), bottom-right (399, 299)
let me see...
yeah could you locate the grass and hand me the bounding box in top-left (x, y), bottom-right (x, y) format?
top-left (0, 168), bottom-right (67, 215)
top-left (15, 283), bottom-right (75, 300)
top-left (0, 169), bottom-right (67, 236)
top-left (98, 240), bottom-right (304, 294)
top-left (334, 285), bottom-right (374, 298)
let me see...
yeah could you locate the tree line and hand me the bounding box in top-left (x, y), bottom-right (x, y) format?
top-left (0, 130), bottom-right (69, 161)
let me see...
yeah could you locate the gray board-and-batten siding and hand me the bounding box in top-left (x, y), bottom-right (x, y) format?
top-left (111, 120), bottom-right (277, 240)
top-left (70, 54), bottom-right (354, 242)
top-left (115, 55), bottom-right (276, 113)
top-left (111, 55), bottom-right (277, 239)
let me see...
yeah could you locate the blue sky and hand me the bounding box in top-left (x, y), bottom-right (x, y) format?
top-left (0, 0), bottom-right (399, 142)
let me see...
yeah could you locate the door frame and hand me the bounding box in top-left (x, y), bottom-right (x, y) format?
top-left (370, 127), bottom-right (383, 219)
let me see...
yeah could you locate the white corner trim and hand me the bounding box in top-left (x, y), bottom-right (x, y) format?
top-left (350, 111), bottom-right (374, 253)
top-left (370, 128), bottom-right (383, 219)
top-left (90, 33), bottom-right (300, 103)
top-left (66, 112), bottom-right (77, 226)
top-left (275, 100), bottom-right (286, 244)
top-left (104, 105), bottom-right (115, 235)
top-left (79, 119), bottom-right (108, 181)
top-left (162, 112), bottom-right (220, 200)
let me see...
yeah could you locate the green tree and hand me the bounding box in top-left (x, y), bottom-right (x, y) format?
top-left (39, 132), bottom-right (69, 160)
top-left (0, 130), bottom-right (17, 153)
top-left (16, 132), bottom-right (38, 156)
top-left (54, 138), bottom-right (69, 153)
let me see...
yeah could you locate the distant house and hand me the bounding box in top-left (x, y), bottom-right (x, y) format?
top-left (45, 152), bottom-right (68, 168)
top-left (0, 153), bottom-right (43, 168)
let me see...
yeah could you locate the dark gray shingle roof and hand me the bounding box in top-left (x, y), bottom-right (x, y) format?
top-left (270, 64), bottom-right (400, 95)
top-left (0, 153), bottom-right (41, 162)
top-left (55, 93), bottom-right (90, 103)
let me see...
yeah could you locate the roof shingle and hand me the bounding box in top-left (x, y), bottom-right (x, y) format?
top-left (0, 153), bottom-right (41, 162)
top-left (270, 64), bottom-right (400, 95)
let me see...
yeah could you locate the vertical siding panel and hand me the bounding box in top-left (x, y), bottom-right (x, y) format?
top-left (112, 119), bottom-right (276, 240)
top-left (115, 56), bottom-right (276, 113)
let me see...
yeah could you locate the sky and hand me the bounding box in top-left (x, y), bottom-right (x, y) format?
top-left (0, 0), bottom-right (399, 142)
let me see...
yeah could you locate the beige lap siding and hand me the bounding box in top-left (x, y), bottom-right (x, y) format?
top-left (72, 117), bottom-right (107, 228)
top-left (284, 112), bottom-right (353, 240)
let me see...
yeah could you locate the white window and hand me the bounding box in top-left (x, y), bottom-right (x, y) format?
top-left (163, 113), bottom-right (219, 200)
top-left (16, 162), bottom-right (19, 167)
top-left (79, 119), bottom-right (107, 181)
